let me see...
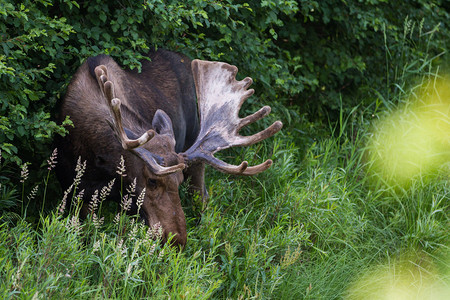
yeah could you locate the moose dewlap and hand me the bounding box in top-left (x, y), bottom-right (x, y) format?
top-left (55, 49), bottom-right (282, 246)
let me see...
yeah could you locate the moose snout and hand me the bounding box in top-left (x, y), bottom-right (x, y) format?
top-left (145, 220), bottom-right (187, 248)
top-left (143, 206), bottom-right (187, 248)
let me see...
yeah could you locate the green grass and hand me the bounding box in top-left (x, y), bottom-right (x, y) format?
top-left (1, 73), bottom-right (449, 298)
top-left (1, 116), bottom-right (448, 298)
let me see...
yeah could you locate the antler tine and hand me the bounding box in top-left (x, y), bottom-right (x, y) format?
top-left (236, 120), bottom-right (283, 147)
top-left (94, 65), bottom-right (107, 94)
top-left (182, 59), bottom-right (282, 176)
top-left (94, 65), bottom-right (155, 150)
top-left (239, 106), bottom-right (271, 129)
top-left (198, 155), bottom-right (274, 176)
top-left (133, 148), bottom-right (185, 176)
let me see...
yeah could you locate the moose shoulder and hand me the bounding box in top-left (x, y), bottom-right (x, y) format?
top-left (55, 49), bottom-right (282, 246)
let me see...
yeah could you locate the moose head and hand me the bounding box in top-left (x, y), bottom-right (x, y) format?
top-left (57, 51), bottom-right (282, 247)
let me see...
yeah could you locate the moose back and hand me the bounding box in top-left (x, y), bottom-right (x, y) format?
top-left (55, 49), bottom-right (282, 246)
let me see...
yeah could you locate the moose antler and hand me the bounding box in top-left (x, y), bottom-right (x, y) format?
top-left (95, 65), bottom-right (185, 175)
top-left (182, 60), bottom-right (282, 175)
top-left (95, 65), bottom-right (155, 149)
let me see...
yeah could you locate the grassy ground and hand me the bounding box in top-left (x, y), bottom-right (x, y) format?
top-left (0, 77), bottom-right (449, 299)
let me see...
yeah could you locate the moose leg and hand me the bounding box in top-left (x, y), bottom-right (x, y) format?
top-left (184, 162), bottom-right (208, 204)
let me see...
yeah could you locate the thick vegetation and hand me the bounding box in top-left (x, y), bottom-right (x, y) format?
top-left (0, 0), bottom-right (449, 299)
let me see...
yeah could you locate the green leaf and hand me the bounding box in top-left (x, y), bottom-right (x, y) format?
top-left (99, 12), bottom-right (107, 23)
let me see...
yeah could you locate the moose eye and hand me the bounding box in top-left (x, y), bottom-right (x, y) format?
top-left (147, 178), bottom-right (158, 190)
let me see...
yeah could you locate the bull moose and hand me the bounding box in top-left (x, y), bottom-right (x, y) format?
top-left (55, 49), bottom-right (282, 246)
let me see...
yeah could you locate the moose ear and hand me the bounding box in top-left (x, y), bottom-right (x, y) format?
top-left (152, 109), bottom-right (175, 139)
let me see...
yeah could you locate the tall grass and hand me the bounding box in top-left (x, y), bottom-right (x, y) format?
top-left (1, 95), bottom-right (447, 298)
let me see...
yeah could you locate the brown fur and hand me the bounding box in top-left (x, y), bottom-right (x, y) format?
top-left (55, 49), bottom-right (203, 246)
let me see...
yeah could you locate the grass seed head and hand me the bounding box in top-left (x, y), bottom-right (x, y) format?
top-left (93, 213), bottom-right (104, 229)
top-left (58, 184), bottom-right (74, 216)
top-left (136, 188), bottom-right (146, 213)
top-left (73, 189), bottom-right (85, 207)
top-left (127, 177), bottom-right (137, 197)
top-left (148, 242), bottom-right (157, 256)
top-left (74, 157), bottom-right (87, 186)
top-left (121, 194), bottom-right (132, 211)
top-left (67, 215), bottom-right (82, 234)
top-left (116, 155), bottom-right (127, 177)
top-left (280, 245), bottom-right (303, 269)
top-left (100, 178), bottom-right (116, 202)
top-left (146, 222), bottom-right (163, 241)
top-left (20, 163), bottom-right (29, 183)
top-left (157, 248), bottom-right (165, 262)
top-left (88, 189), bottom-right (99, 213)
top-left (113, 212), bottom-right (121, 225)
top-left (27, 185), bottom-right (39, 201)
top-left (92, 240), bottom-right (101, 254)
top-left (128, 221), bottom-right (138, 240)
top-left (47, 148), bottom-right (58, 170)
